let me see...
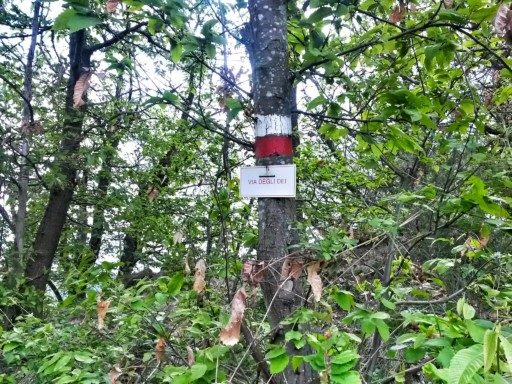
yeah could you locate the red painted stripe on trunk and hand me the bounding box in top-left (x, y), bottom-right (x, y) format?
top-left (255, 136), bottom-right (293, 158)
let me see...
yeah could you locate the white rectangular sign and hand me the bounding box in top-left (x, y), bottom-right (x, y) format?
top-left (240, 165), bottom-right (296, 198)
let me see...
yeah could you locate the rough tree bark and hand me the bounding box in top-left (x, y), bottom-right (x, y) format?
top-left (24, 30), bottom-right (90, 299)
top-left (247, 0), bottom-right (316, 382)
top-left (2, 0), bottom-right (42, 327)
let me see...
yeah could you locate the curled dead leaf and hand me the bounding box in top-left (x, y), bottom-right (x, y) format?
top-left (97, 298), bottom-right (111, 330)
top-left (108, 364), bottom-right (122, 383)
top-left (220, 287), bottom-right (247, 346)
top-left (242, 260), bottom-right (266, 286)
top-left (155, 336), bottom-right (166, 363)
top-left (389, 4), bottom-right (406, 24)
top-left (193, 259), bottom-right (206, 294)
top-left (306, 262), bottom-right (323, 303)
top-left (187, 346), bottom-right (195, 366)
top-left (280, 256), bottom-right (304, 280)
top-left (73, 71), bottom-right (93, 108)
top-left (494, 4), bottom-right (512, 43)
top-left (443, 0), bottom-right (454, 9)
top-left (184, 257), bottom-right (191, 275)
top-left (106, 0), bottom-right (120, 13)
top-left (147, 186), bottom-right (159, 202)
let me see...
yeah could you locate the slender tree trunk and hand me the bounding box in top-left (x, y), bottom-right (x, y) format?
top-left (247, 1), bottom-right (316, 382)
top-left (24, 30), bottom-right (90, 302)
top-left (3, 0), bottom-right (42, 327)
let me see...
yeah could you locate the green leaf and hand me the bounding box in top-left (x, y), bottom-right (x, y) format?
top-left (167, 273), bottom-right (184, 296)
top-left (308, 7), bottom-right (332, 23)
top-left (463, 303), bottom-right (476, 320)
top-left (332, 290), bottom-right (355, 311)
top-left (190, 363), bottom-right (208, 380)
top-left (53, 354), bottom-right (72, 372)
top-left (53, 9), bottom-right (101, 32)
top-left (171, 43), bottom-right (184, 63)
top-left (483, 329), bottom-right (498, 372)
top-left (268, 353), bottom-right (289, 374)
top-left (73, 352), bottom-right (95, 363)
top-left (374, 319), bottom-right (390, 342)
top-left (331, 370), bottom-right (361, 384)
top-left (499, 335), bottom-right (512, 369)
top-left (331, 350), bottom-right (359, 367)
top-left (447, 344), bottom-right (484, 384)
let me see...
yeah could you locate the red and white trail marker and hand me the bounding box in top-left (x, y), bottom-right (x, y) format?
top-left (239, 165), bottom-right (296, 198)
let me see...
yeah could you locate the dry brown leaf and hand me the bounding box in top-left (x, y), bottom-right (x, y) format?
top-left (97, 298), bottom-right (111, 330)
top-left (389, 4), bottom-right (406, 24)
top-left (289, 258), bottom-right (304, 279)
top-left (280, 256), bottom-right (304, 280)
top-left (306, 262), bottom-right (323, 303)
top-left (73, 71), bottom-right (93, 108)
top-left (155, 336), bottom-right (166, 363)
top-left (193, 259), bottom-right (206, 294)
top-left (186, 346), bottom-right (195, 366)
top-left (479, 235), bottom-right (489, 248)
top-left (494, 4), bottom-right (512, 42)
top-left (147, 186), bottom-right (159, 201)
top-left (242, 260), bottom-right (266, 286)
top-left (184, 257), bottom-right (191, 275)
top-left (106, 0), bottom-right (120, 12)
top-left (220, 287), bottom-right (247, 346)
top-left (108, 364), bottom-right (122, 383)
top-left (443, 0), bottom-right (454, 9)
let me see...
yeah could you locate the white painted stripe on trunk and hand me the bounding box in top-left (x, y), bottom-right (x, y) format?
top-left (255, 114), bottom-right (292, 137)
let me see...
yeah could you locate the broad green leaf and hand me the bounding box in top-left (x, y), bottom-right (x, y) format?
top-left (447, 344), bottom-right (484, 384)
top-left (483, 329), bottom-right (499, 372)
top-left (167, 273), bottom-right (184, 296)
top-left (463, 303), bottom-right (476, 320)
top-left (190, 363), bottom-right (208, 380)
top-left (171, 43), bottom-right (184, 63)
top-left (374, 319), bottom-right (390, 342)
top-left (54, 9), bottom-right (101, 32)
top-left (268, 353), bottom-right (289, 374)
top-left (331, 350), bottom-right (359, 367)
top-left (331, 370), bottom-right (361, 384)
top-left (499, 335), bottom-right (512, 369)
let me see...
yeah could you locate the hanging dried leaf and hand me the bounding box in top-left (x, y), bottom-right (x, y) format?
top-left (73, 71), bottom-right (93, 108)
top-left (147, 186), bottom-right (159, 201)
top-left (97, 298), bottom-right (111, 330)
top-left (220, 287), bottom-right (247, 346)
top-left (186, 346), bottom-right (195, 366)
top-left (494, 4), bottom-right (512, 42)
top-left (184, 257), bottom-right (191, 275)
top-left (155, 336), bottom-right (166, 363)
top-left (389, 4), bottom-right (406, 24)
top-left (173, 231), bottom-right (184, 244)
top-left (443, 0), bottom-right (454, 9)
top-left (193, 259), bottom-right (206, 294)
top-left (106, 0), bottom-right (120, 12)
top-left (307, 262), bottom-right (323, 303)
top-left (242, 260), bottom-right (266, 286)
top-left (280, 256), bottom-right (304, 280)
top-left (108, 364), bottom-right (122, 383)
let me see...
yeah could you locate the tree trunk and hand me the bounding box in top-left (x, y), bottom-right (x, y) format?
top-left (24, 30), bottom-right (90, 302)
top-left (3, 0), bottom-right (42, 327)
top-left (247, 0), bottom-right (316, 382)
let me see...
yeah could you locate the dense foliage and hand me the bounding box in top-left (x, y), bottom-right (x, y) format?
top-left (0, 0), bottom-right (511, 382)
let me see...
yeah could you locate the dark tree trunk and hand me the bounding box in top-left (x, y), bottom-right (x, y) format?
top-left (24, 30), bottom-right (90, 301)
top-left (247, 0), bottom-right (316, 382)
